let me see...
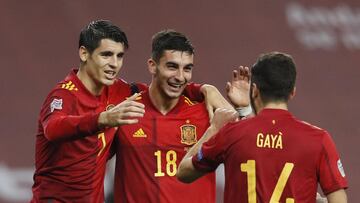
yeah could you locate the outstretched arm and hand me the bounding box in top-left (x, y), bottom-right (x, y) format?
top-left (44, 93), bottom-right (145, 141)
top-left (98, 93), bottom-right (145, 128)
top-left (177, 108), bottom-right (238, 183)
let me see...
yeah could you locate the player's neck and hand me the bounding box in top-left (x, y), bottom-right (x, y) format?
top-left (76, 68), bottom-right (104, 96)
top-left (148, 83), bottom-right (179, 115)
top-left (259, 102), bottom-right (288, 112)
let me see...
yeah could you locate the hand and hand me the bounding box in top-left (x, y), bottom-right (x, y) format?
top-left (226, 66), bottom-right (250, 108)
top-left (98, 93), bottom-right (145, 127)
top-left (210, 108), bottom-right (238, 131)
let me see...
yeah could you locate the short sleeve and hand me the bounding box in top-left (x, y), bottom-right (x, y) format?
top-left (192, 127), bottom-right (227, 172)
top-left (318, 132), bottom-right (348, 194)
top-left (183, 83), bottom-right (204, 102)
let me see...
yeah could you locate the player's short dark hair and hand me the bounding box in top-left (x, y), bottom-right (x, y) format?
top-left (151, 30), bottom-right (194, 63)
top-left (79, 20), bottom-right (129, 54)
top-left (251, 52), bottom-right (297, 103)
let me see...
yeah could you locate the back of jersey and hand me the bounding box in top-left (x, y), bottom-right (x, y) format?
top-left (214, 109), bottom-right (347, 203)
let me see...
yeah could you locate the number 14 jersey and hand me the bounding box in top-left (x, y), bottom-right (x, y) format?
top-left (193, 109), bottom-right (348, 203)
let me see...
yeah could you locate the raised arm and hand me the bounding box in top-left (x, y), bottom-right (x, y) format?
top-left (184, 66), bottom-right (251, 120)
top-left (200, 84), bottom-right (234, 119)
top-left (226, 66), bottom-right (252, 117)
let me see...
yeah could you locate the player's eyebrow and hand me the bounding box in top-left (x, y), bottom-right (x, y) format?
top-left (99, 51), bottom-right (114, 56)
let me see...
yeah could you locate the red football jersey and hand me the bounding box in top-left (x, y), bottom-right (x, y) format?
top-left (31, 69), bottom-right (131, 203)
top-left (193, 109), bottom-right (348, 203)
top-left (114, 90), bottom-right (215, 203)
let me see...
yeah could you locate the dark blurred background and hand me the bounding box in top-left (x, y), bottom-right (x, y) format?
top-left (1, 0), bottom-right (359, 202)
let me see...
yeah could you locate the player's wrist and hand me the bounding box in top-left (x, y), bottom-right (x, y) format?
top-left (97, 111), bottom-right (108, 129)
top-left (208, 123), bottom-right (223, 134)
top-left (235, 104), bottom-right (252, 117)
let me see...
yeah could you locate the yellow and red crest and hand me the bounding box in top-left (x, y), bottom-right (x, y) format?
top-left (180, 121), bottom-right (197, 145)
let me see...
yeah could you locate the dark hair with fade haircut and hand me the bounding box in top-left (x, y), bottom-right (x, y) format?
top-left (251, 51), bottom-right (297, 104)
top-left (79, 20), bottom-right (129, 54)
top-left (151, 29), bottom-right (194, 63)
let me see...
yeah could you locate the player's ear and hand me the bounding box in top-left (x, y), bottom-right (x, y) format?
top-left (251, 83), bottom-right (259, 99)
top-left (147, 58), bottom-right (157, 74)
top-left (79, 46), bottom-right (89, 63)
top-left (289, 87), bottom-right (296, 100)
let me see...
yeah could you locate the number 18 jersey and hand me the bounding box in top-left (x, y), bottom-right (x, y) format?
top-left (114, 90), bottom-right (215, 203)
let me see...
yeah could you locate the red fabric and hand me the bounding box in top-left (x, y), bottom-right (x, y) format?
top-left (183, 82), bottom-right (204, 102)
top-left (318, 133), bottom-right (348, 194)
top-left (114, 89), bottom-right (215, 203)
top-left (193, 109), bottom-right (348, 203)
top-left (31, 69), bottom-right (131, 202)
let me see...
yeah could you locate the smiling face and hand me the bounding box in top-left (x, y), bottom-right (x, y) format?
top-left (149, 50), bottom-right (194, 100)
top-left (79, 38), bottom-right (125, 94)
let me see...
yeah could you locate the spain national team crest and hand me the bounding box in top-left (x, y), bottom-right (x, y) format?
top-left (180, 121), bottom-right (197, 145)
